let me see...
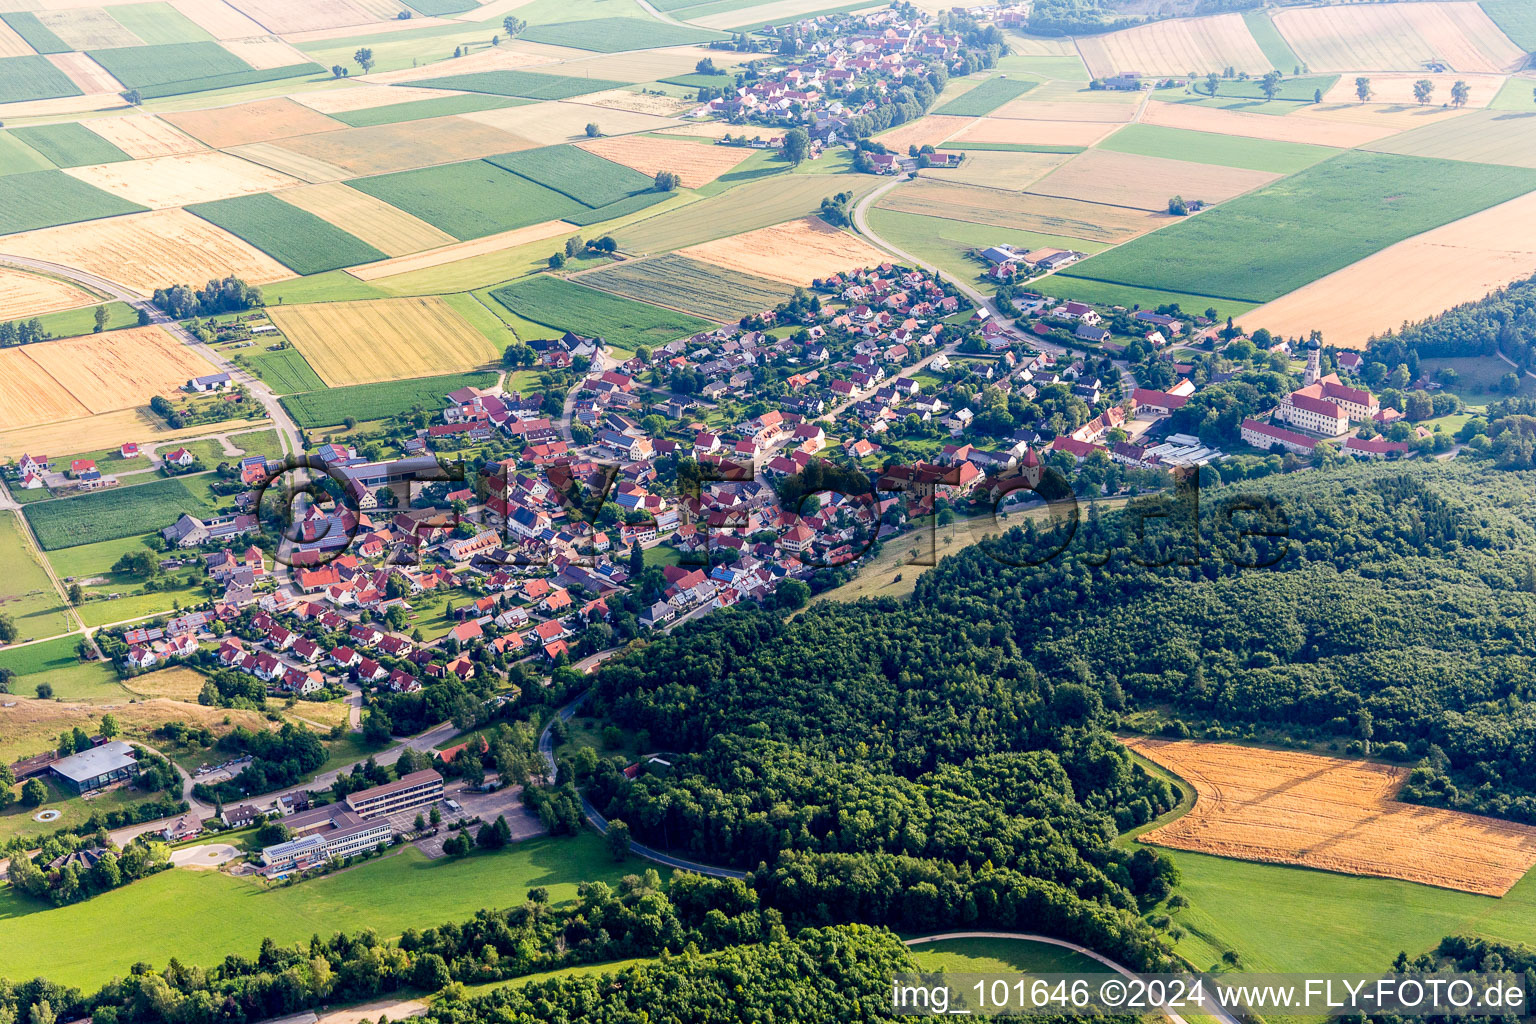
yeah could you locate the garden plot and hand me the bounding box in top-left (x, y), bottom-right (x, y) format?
top-left (576, 134), bottom-right (756, 188)
top-left (680, 216), bottom-right (889, 285)
top-left (1273, 2), bottom-right (1524, 73)
top-left (163, 96), bottom-right (343, 148)
top-left (82, 113), bottom-right (203, 157)
top-left (1076, 13), bottom-right (1271, 79)
top-left (1027, 149), bottom-right (1280, 212)
top-left (63, 150), bottom-right (300, 208)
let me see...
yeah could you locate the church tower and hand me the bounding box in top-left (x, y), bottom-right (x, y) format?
top-left (1304, 344), bottom-right (1321, 386)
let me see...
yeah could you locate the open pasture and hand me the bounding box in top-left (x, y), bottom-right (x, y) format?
top-left (162, 96), bottom-right (343, 148)
top-left (262, 115), bottom-right (529, 177)
top-left (0, 264), bottom-right (95, 318)
top-left (1366, 108), bottom-right (1536, 168)
top-left (34, 7), bottom-right (141, 49)
top-left (188, 192), bottom-right (387, 275)
top-left (486, 143), bottom-right (654, 207)
top-left (346, 219), bottom-right (570, 280)
top-left (0, 53), bottom-right (80, 103)
top-left (1125, 737), bottom-right (1536, 896)
top-left (618, 173), bottom-right (883, 254)
top-left (346, 159), bottom-right (581, 240)
top-left (575, 134), bottom-right (756, 188)
top-left (577, 252), bottom-right (793, 321)
top-left (63, 150), bottom-right (300, 208)
top-left (10, 121), bottom-right (128, 167)
top-left (1319, 72), bottom-right (1505, 109)
top-left (1141, 99), bottom-right (1404, 147)
top-left (221, 0), bottom-right (381, 34)
top-left (947, 117), bottom-right (1117, 148)
top-left (22, 325), bottom-right (217, 415)
top-left (268, 296), bottom-right (501, 386)
top-left (408, 68), bottom-right (629, 100)
top-left (1097, 123), bottom-right (1341, 175)
top-left (872, 114), bottom-right (971, 152)
top-left (462, 100), bottom-right (682, 146)
top-left (1026, 149), bottom-right (1280, 212)
top-left (0, 168), bottom-right (142, 235)
top-left (0, 207), bottom-right (291, 296)
top-left (277, 181), bottom-right (455, 256)
top-left (932, 74), bottom-right (1036, 117)
top-left (1059, 151), bottom-right (1536, 303)
top-left (1076, 13), bottom-right (1271, 80)
top-left (82, 113), bottom-right (202, 157)
top-left (917, 149), bottom-right (1070, 191)
top-left (519, 16), bottom-right (724, 52)
top-left (280, 369), bottom-right (498, 428)
top-left (876, 179), bottom-right (1164, 243)
top-left (490, 273), bottom-right (711, 347)
top-left (680, 215), bottom-right (889, 286)
top-left (1241, 189), bottom-right (1536, 349)
top-left (1272, 2), bottom-right (1524, 73)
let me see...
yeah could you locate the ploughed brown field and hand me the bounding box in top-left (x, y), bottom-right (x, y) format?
top-left (1125, 737), bottom-right (1536, 896)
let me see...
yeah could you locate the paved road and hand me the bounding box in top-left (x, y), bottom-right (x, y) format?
top-left (904, 932), bottom-right (1244, 1024)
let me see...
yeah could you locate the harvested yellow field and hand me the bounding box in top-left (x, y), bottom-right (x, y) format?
top-left (224, 0), bottom-right (380, 34)
top-left (46, 51), bottom-right (123, 93)
top-left (873, 114), bottom-right (973, 152)
top-left (990, 98), bottom-right (1135, 122)
top-left (1320, 72), bottom-right (1506, 109)
top-left (225, 141), bottom-right (350, 183)
top-left (0, 409), bottom-right (266, 460)
top-left (164, 97), bottom-right (343, 149)
top-left (0, 697), bottom-right (271, 758)
top-left (1294, 102), bottom-right (1465, 133)
top-left (1141, 99), bottom-right (1400, 147)
top-left (35, 7), bottom-right (142, 49)
top-left (219, 35), bottom-right (309, 70)
top-left (0, 208), bottom-right (292, 297)
top-left (681, 216), bottom-right (889, 286)
top-left (1028, 148), bottom-right (1279, 211)
top-left (64, 151), bottom-right (301, 208)
top-left (264, 116), bottom-right (529, 176)
top-left (82, 114), bottom-right (203, 157)
top-left (1077, 12), bottom-right (1270, 79)
top-left (277, 181), bottom-right (455, 257)
top-left (0, 265), bottom-right (95, 318)
top-left (919, 149), bottom-right (1071, 191)
top-left (1274, 1), bottom-right (1524, 74)
top-left (280, 13), bottom-right (457, 44)
top-left (877, 179), bottom-right (1166, 243)
top-left (572, 89), bottom-right (698, 116)
top-left (268, 296), bottom-right (501, 386)
top-left (464, 101), bottom-right (683, 146)
top-left (0, 17), bottom-right (34, 56)
top-left (1366, 108), bottom-right (1536, 168)
top-left (25, 326), bottom-right (217, 415)
top-left (948, 117), bottom-right (1118, 147)
top-left (367, 44), bottom-right (562, 84)
top-left (0, 348), bottom-right (90, 430)
top-left (691, 0), bottom-right (877, 29)
top-left (292, 83), bottom-right (471, 113)
top-left (1242, 190), bottom-right (1536, 349)
top-left (169, 0), bottom-right (267, 37)
top-left (1001, 32), bottom-right (1077, 56)
top-left (347, 219), bottom-right (570, 280)
top-left (1126, 737), bottom-right (1536, 896)
top-left (0, 92), bottom-right (120, 120)
top-left (578, 134), bottom-right (760, 188)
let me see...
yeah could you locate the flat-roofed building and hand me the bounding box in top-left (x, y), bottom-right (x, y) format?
top-left (50, 740), bottom-right (137, 794)
top-left (345, 770), bottom-right (444, 819)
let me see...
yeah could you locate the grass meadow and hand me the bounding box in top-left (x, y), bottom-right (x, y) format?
top-left (486, 145), bottom-right (655, 208)
top-left (10, 123), bottom-right (130, 168)
top-left (281, 371), bottom-right (499, 429)
top-left (0, 512), bottom-right (70, 638)
top-left (1096, 123), bottom-right (1340, 175)
top-left (490, 275), bottom-right (712, 348)
top-left (0, 634), bottom-right (122, 700)
top-left (188, 194), bottom-right (387, 276)
top-left (347, 161), bottom-right (583, 241)
top-left (933, 75), bottom-right (1038, 116)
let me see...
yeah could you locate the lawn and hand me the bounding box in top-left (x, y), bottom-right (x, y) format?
top-left (332, 93), bottom-right (526, 128)
top-left (519, 17), bottom-right (725, 52)
top-left (45, 533), bottom-right (164, 582)
top-left (0, 55), bottom-right (81, 104)
top-left (23, 478), bottom-right (199, 551)
top-left (0, 634), bottom-right (122, 700)
top-left (933, 75), bottom-right (1038, 116)
top-left (490, 275), bottom-right (712, 349)
top-left (9, 124), bottom-right (130, 168)
top-left (281, 371), bottom-right (500, 429)
top-left (409, 69), bottom-right (630, 100)
top-left (0, 834), bottom-right (654, 990)
top-left (0, 778), bottom-right (159, 845)
top-left (189, 193), bottom-right (387, 276)
top-left (1414, 356), bottom-right (1536, 410)
top-left (1095, 123), bottom-right (1339, 175)
top-left (0, 170), bottom-right (145, 235)
top-left (233, 343), bottom-right (327, 395)
top-left (577, 253), bottom-right (793, 321)
top-left (346, 160), bottom-right (584, 241)
top-left (486, 145), bottom-right (656, 208)
top-left (1058, 152), bottom-right (1536, 303)
top-left (0, 512), bottom-right (69, 639)
top-left (23, 301), bottom-right (138, 341)
top-left (0, 13), bottom-right (68, 53)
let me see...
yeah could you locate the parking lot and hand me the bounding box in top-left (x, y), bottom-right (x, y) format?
top-left (409, 781), bottom-right (546, 858)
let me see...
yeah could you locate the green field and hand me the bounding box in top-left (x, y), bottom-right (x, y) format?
top-left (0, 634), bottom-right (121, 699)
top-left (189, 193), bottom-right (387, 275)
top-left (86, 41), bottom-right (250, 89)
top-left (332, 92), bottom-right (526, 128)
top-left (520, 17), bottom-right (724, 52)
top-left (23, 478), bottom-right (198, 551)
top-left (1414, 355), bottom-right (1536, 409)
top-left (402, 0), bottom-right (479, 13)
top-left (0, 13), bottom-right (69, 53)
top-left (0, 131), bottom-right (53, 174)
top-left (281, 370), bottom-right (499, 428)
top-left (257, 270), bottom-right (387, 306)
top-left (409, 69), bottom-right (630, 100)
top-left (580, 253), bottom-right (795, 320)
top-left (233, 343), bottom-right (327, 395)
top-left (25, 301), bottom-right (138, 340)
top-left (1242, 11), bottom-right (1303, 72)
top-left (0, 778), bottom-right (159, 845)
top-left (45, 533), bottom-right (163, 583)
top-left (0, 170), bottom-right (145, 235)
top-left (0, 834), bottom-right (653, 990)
top-left (0, 512), bottom-right (69, 639)
top-left (486, 144), bottom-right (656, 207)
top-left (1096, 123), bottom-right (1339, 174)
top-left (564, 189), bottom-right (673, 226)
top-left (0, 54), bottom-right (81, 104)
top-left (1058, 152), bottom-right (1536, 303)
top-left (1480, 0), bottom-right (1536, 51)
top-left (10, 123), bottom-right (131, 168)
top-left (933, 75), bottom-right (1038, 116)
top-left (490, 274), bottom-right (712, 348)
top-left (346, 160), bottom-right (583, 241)
top-left (1041, 274), bottom-right (1257, 320)
top-left (105, 2), bottom-right (213, 45)
top-left (995, 52), bottom-right (1090, 81)
top-left (617, 172), bottom-right (882, 254)
top-left (908, 936), bottom-right (1102, 974)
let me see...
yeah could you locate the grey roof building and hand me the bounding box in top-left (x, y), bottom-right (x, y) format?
top-left (50, 740), bottom-right (137, 794)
